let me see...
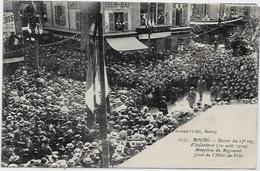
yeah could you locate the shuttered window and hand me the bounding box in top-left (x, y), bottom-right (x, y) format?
top-left (54, 5), bottom-right (66, 26)
top-left (108, 12), bottom-right (129, 32)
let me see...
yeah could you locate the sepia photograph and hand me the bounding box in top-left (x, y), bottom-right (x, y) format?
top-left (1, 0), bottom-right (260, 169)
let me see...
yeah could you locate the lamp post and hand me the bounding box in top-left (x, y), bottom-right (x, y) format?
top-left (146, 3), bottom-right (154, 55)
top-left (26, 1), bottom-right (41, 72)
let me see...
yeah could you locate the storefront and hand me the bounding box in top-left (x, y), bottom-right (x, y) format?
top-left (103, 33), bottom-right (148, 66)
top-left (136, 25), bottom-right (172, 52)
top-left (171, 27), bottom-right (192, 50)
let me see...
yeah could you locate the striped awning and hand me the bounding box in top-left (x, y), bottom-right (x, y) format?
top-left (106, 37), bottom-right (148, 52)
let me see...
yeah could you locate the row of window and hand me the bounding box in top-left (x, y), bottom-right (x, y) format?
top-left (54, 5), bottom-right (81, 30)
top-left (140, 3), bottom-right (166, 26)
top-left (52, 3), bottom-right (188, 32)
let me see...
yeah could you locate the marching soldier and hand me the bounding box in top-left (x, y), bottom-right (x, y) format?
top-left (186, 87), bottom-right (196, 109)
top-left (197, 76), bottom-right (206, 101)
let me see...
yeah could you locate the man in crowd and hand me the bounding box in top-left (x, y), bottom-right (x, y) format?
top-left (210, 82), bottom-right (219, 102)
top-left (186, 87), bottom-right (196, 109)
top-left (197, 76), bottom-right (206, 101)
top-left (158, 96), bottom-right (168, 115)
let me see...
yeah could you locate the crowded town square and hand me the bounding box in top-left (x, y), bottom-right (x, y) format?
top-left (2, 1), bottom-right (260, 168)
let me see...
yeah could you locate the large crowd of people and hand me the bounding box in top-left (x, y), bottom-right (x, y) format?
top-left (39, 45), bottom-right (87, 81)
top-left (2, 63), bottom-right (103, 167)
top-left (2, 55), bottom-right (199, 167)
top-left (2, 15), bottom-right (259, 167)
top-left (108, 41), bottom-right (257, 107)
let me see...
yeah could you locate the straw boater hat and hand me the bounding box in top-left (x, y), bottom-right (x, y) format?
top-left (83, 157), bottom-right (93, 164)
top-left (67, 159), bottom-right (75, 166)
top-left (91, 142), bottom-right (99, 148)
top-left (66, 143), bottom-right (74, 149)
top-left (73, 147), bottom-right (81, 153)
top-left (8, 164), bottom-right (18, 167)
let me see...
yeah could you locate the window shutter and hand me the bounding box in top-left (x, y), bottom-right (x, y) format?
top-left (62, 6), bottom-right (66, 26)
top-left (76, 12), bottom-right (81, 30)
top-left (54, 6), bottom-right (58, 25)
top-left (182, 4), bottom-right (187, 26)
top-left (109, 13), bottom-right (115, 32)
top-left (124, 12), bottom-right (128, 31)
top-left (172, 5), bottom-right (176, 27)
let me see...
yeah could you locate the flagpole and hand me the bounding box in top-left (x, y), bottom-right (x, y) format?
top-left (81, 2), bottom-right (95, 128)
top-left (97, 3), bottom-right (109, 167)
top-left (31, 1), bottom-right (39, 72)
top-left (148, 3), bottom-right (151, 52)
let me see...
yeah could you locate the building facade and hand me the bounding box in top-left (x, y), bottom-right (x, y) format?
top-left (44, 1), bottom-right (81, 32)
top-left (190, 3), bottom-right (259, 22)
top-left (7, 2), bottom-right (258, 52)
top-left (41, 1), bottom-right (192, 52)
top-left (224, 3), bottom-right (260, 19)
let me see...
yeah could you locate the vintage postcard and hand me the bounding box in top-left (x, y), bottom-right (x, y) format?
top-left (1, 0), bottom-right (259, 169)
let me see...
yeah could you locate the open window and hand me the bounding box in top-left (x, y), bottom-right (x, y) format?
top-left (109, 12), bottom-right (129, 32)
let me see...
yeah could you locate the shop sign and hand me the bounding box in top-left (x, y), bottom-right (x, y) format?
top-left (139, 32), bottom-right (171, 40)
top-left (68, 2), bottom-right (81, 9)
top-left (3, 12), bottom-right (16, 41)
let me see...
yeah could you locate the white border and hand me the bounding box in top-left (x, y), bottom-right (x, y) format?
top-left (0, 0), bottom-right (259, 171)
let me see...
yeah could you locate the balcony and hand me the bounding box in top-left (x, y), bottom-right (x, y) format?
top-left (136, 24), bottom-right (172, 34)
top-left (170, 26), bottom-right (192, 35)
top-left (103, 31), bottom-right (138, 38)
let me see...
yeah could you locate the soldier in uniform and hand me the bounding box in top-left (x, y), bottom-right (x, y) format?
top-left (197, 76), bottom-right (206, 101)
top-left (186, 87), bottom-right (196, 109)
top-left (210, 82), bottom-right (219, 102)
top-left (158, 96), bottom-right (168, 115)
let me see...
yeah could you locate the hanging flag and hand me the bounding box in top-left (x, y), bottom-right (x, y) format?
top-left (94, 40), bottom-right (101, 105)
top-left (222, 12), bottom-right (226, 19)
top-left (151, 19), bottom-right (155, 27)
top-left (148, 18), bottom-right (152, 27)
top-left (89, 23), bottom-right (95, 36)
top-left (104, 59), bottom-right (110, 97)
top-left (22, 23), bottom-right (32, 34)
top-left (85, 40), bottom-right (96, 112)
top-left (95, 49), bottom-right (110, 105)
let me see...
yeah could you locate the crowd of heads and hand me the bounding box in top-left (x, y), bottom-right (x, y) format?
top-left (2, 62), bottom-right (104, 167)
top-left (108, 41), bottom-right (257, 107)
top-left (39, 45), bottom-right (87, 81)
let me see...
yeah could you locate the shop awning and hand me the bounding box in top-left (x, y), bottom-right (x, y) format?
top-left (106, 37), bottom-right (148, 51)
top-left (3, 57), bottom-right (24, 64)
